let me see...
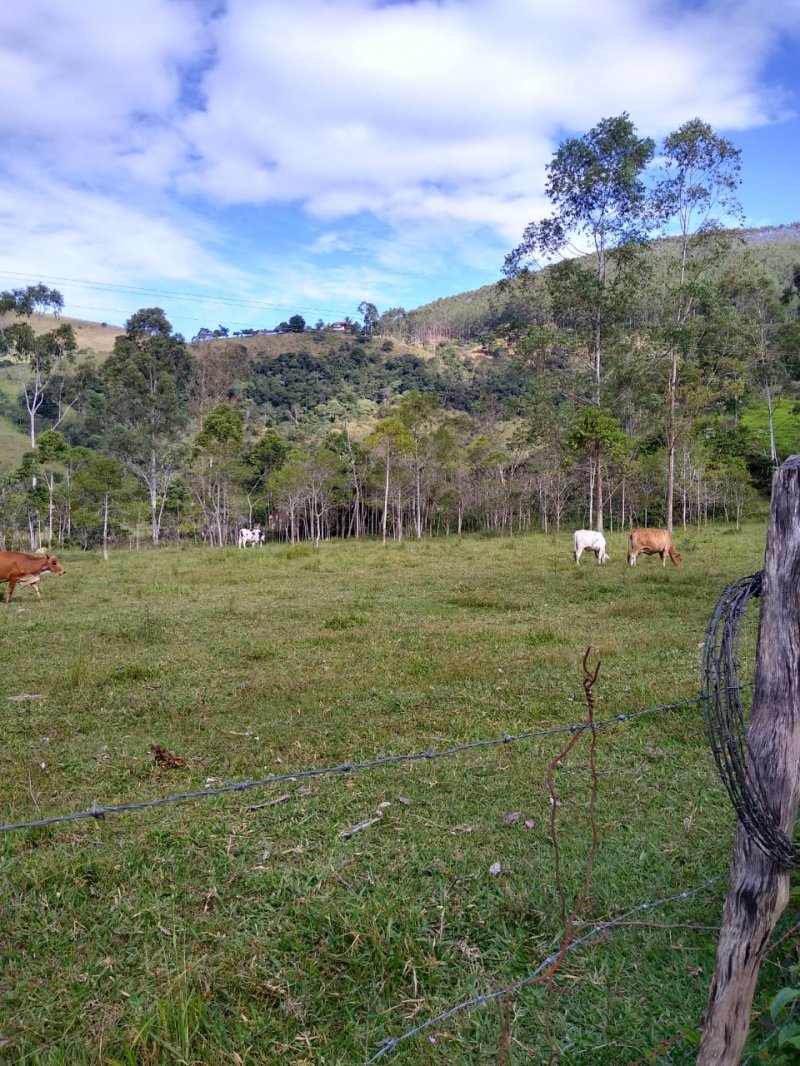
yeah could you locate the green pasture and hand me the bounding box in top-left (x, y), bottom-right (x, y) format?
top-left (741, 397), bottom-right (800, 462)
top-left (0, 526), bottom-right (793, 1063)
top-left (0, 368), bottom-right (30, 472)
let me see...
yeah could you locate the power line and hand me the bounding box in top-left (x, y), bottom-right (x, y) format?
top-left (0, 270), bottom-right (354, 320)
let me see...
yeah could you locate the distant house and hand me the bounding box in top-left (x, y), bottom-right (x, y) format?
top-left (329, 322), bottom-right (348, 331)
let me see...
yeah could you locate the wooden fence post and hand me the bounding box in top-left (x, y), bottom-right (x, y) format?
top-left (698, 455), bottom-right (800, 1064)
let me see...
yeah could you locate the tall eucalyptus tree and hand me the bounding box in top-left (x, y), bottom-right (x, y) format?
top-left (652, 118), bottom-right (743, 531)
top-left (101, 308), bottom-right (194, 547)
top-left (504, 114), bottom-right (654, 531)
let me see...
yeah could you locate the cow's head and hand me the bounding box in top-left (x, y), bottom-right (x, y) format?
top-left (599, 549), bottom-right (610, 564)
top-left (45, 555), bottom-right (66, 576)
top-left (669, 548), bottom-right (682, 567)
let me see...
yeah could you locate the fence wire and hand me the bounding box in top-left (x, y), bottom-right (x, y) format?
top-left (0, 691), bottom-right (724, 835)
top-left (364, 873), bottom-right (728, 1063)
top-left (701, 571), bottom-right (800, 869)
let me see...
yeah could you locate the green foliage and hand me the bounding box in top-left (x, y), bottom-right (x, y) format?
top-left (567, 406), bottom-right (627, 458)
top-left (194, 403), bottom-right (243, 453)
top-left (769, 963), bottom-right (800, 1062)
top-left (103, 309), bottom-right (194, 447)
top-left (505, 112), bottom-right (655, 276)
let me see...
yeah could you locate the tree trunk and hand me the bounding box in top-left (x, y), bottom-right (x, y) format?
top-left (593, 443), bottom-right (604, 533)
top-left (666, 349), bottom-right (677, 535)
top-left (381, 459), bottom-right (390, 547)
top-left (765, 385), bottom-right (778, 468)
top-left (102, 495), bottom-right (109, 561)
top-left (698, 455), bottom-right (800, 1064)
top-left (150, 450), bottom-right (159, 548)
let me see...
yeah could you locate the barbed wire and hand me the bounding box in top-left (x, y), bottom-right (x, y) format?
top-left (364, 873), bottom-right (728, 1063)
top-left (701, 571), bottom-right (800, 869)
top-left (0, 690), bottom-right (730, 836)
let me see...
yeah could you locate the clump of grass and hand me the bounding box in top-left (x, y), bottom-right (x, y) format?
top-left (524, 629), bottom-right (558, 647)
top-left (278, 543), bottom-right (313, 560)
top-left (323, 611), bottom-right (365, 630)
top-left (103, 661), bottom-right (156, 684)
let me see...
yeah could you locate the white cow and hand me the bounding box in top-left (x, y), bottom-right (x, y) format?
top-left (573, 529), bottom-right (610, 565)
top-left (237, 526), bottom-right (263, 548)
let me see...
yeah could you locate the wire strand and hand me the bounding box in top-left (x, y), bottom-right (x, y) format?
top-left (0, 691), bottom-right (722, 835)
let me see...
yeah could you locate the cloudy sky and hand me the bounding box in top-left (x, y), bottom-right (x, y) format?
top-left (3, 0), bottom-right (800, 337)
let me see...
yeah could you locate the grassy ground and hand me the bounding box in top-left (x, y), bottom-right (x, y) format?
top-left (0, 369), bottom-right (30, 472)
top-left (740, 396), bottom-right (800, 462)
top-left (0, 524), bottom-right (793, 1064)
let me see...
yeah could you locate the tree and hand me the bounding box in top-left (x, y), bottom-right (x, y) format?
top-left (396, 391), bottom-right (442, 538)
top-left (325, 428), bottom-right (369, 538)
top-left (101, 308), bottom-right (194, 547)
top-left (0, 284), bottom-right (78, 455)
top-left (269, 449), bottom-right (310, 544)
top-left (358, 301), bottom-right (379, 335)
top-left (71, 452), bottom-right (125, 559)
top-left (365, 415), bottom-right (413, 546)
top-left (567, 407), bottom-right (628, 526)
top-left (242, 429), bottom-right (287, 525)
top-left (652, 118), bottom-right (743, 531)
top-left (192, 403), bottom-right (244, 546)
top-left (287, 314), bottom-right (306, 333)
top-left (505, 114), bottom-right (655, 531)
top-left (34, 430), bottom-right (70, 548)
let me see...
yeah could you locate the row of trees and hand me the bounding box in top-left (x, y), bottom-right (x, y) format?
top-left (1, 115), bottom-right (798, 551)
top-left (191, 312), bottom-right (374, 343)
top-left (0, 345), bottom-right (762, 554)
top-left (500, 114), bottom-right (800, 535)
top-left (0, 265), bottom-right (793, 551)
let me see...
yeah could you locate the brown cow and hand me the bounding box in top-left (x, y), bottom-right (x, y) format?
top-left (0, 551), bottom-right (66, 602)
top-left (627, 528), bottom-right (681, 568)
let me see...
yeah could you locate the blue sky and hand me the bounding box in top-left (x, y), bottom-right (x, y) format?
top-left (2, 0), bottom-right (800, 339)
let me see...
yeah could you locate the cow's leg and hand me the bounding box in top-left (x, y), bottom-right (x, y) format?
top-left (7, 576), bottom-right (17, 602)
top-left (32, 583), bottom-right (42, 601)
top-left (661, 550), bottom-right (667, 567)
top-left (575, 547), bottom-right (581, 564)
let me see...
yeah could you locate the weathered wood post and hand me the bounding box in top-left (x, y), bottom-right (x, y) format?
top-left (698, 455), bottom-right (800, 1064)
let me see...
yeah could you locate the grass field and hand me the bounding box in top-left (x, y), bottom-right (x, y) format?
top-left (0, 525), bottom-right (793, 1064)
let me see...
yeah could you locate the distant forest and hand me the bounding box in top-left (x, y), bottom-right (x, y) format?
top-left (1, 115), bottom-right (799, 551)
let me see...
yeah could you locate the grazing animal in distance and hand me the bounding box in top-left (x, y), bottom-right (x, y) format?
top-left (237, 526), bottom-right (262, 548)
top-left (627, 528), bottom-right (682, 568)
top-left (0, 551), bottom-right (66, 602)
top-left (573, 529), bottom-right (610, 565)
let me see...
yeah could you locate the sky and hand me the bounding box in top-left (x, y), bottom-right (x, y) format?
top-left (3, 0), bottom-right (800, 339)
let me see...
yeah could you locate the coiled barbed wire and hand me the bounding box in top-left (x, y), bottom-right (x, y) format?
top-left (701, 570), bottom-right (800, 869)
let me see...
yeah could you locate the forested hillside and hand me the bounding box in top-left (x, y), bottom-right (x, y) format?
top-left (1, 207), bottom-right (799, 552)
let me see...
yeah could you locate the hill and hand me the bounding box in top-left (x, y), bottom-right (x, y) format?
top-left (0, 313), bottom-right (124, 356)
top-left (388, 221), bottom-right (800, 345)
top-left (0, 220), bottom-right (797, 476)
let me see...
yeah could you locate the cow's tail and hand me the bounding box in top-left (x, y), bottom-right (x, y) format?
top-left (627, 532), bottom-right (635, 566)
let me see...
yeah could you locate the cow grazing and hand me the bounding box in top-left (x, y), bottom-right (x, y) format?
top-left (573, 529), bottom-right (610, 565)
top-left (237, 526), bottom-right (263, 548)
top-left (627, 528), bottom-right (681, 568)
top-left (0, 551), bottom-right (66, 602)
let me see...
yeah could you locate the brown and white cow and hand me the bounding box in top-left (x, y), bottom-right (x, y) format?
top-left (0, 551), bottom-right (66, 602)
top-left (627, 528), bottom-right (681, 568)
